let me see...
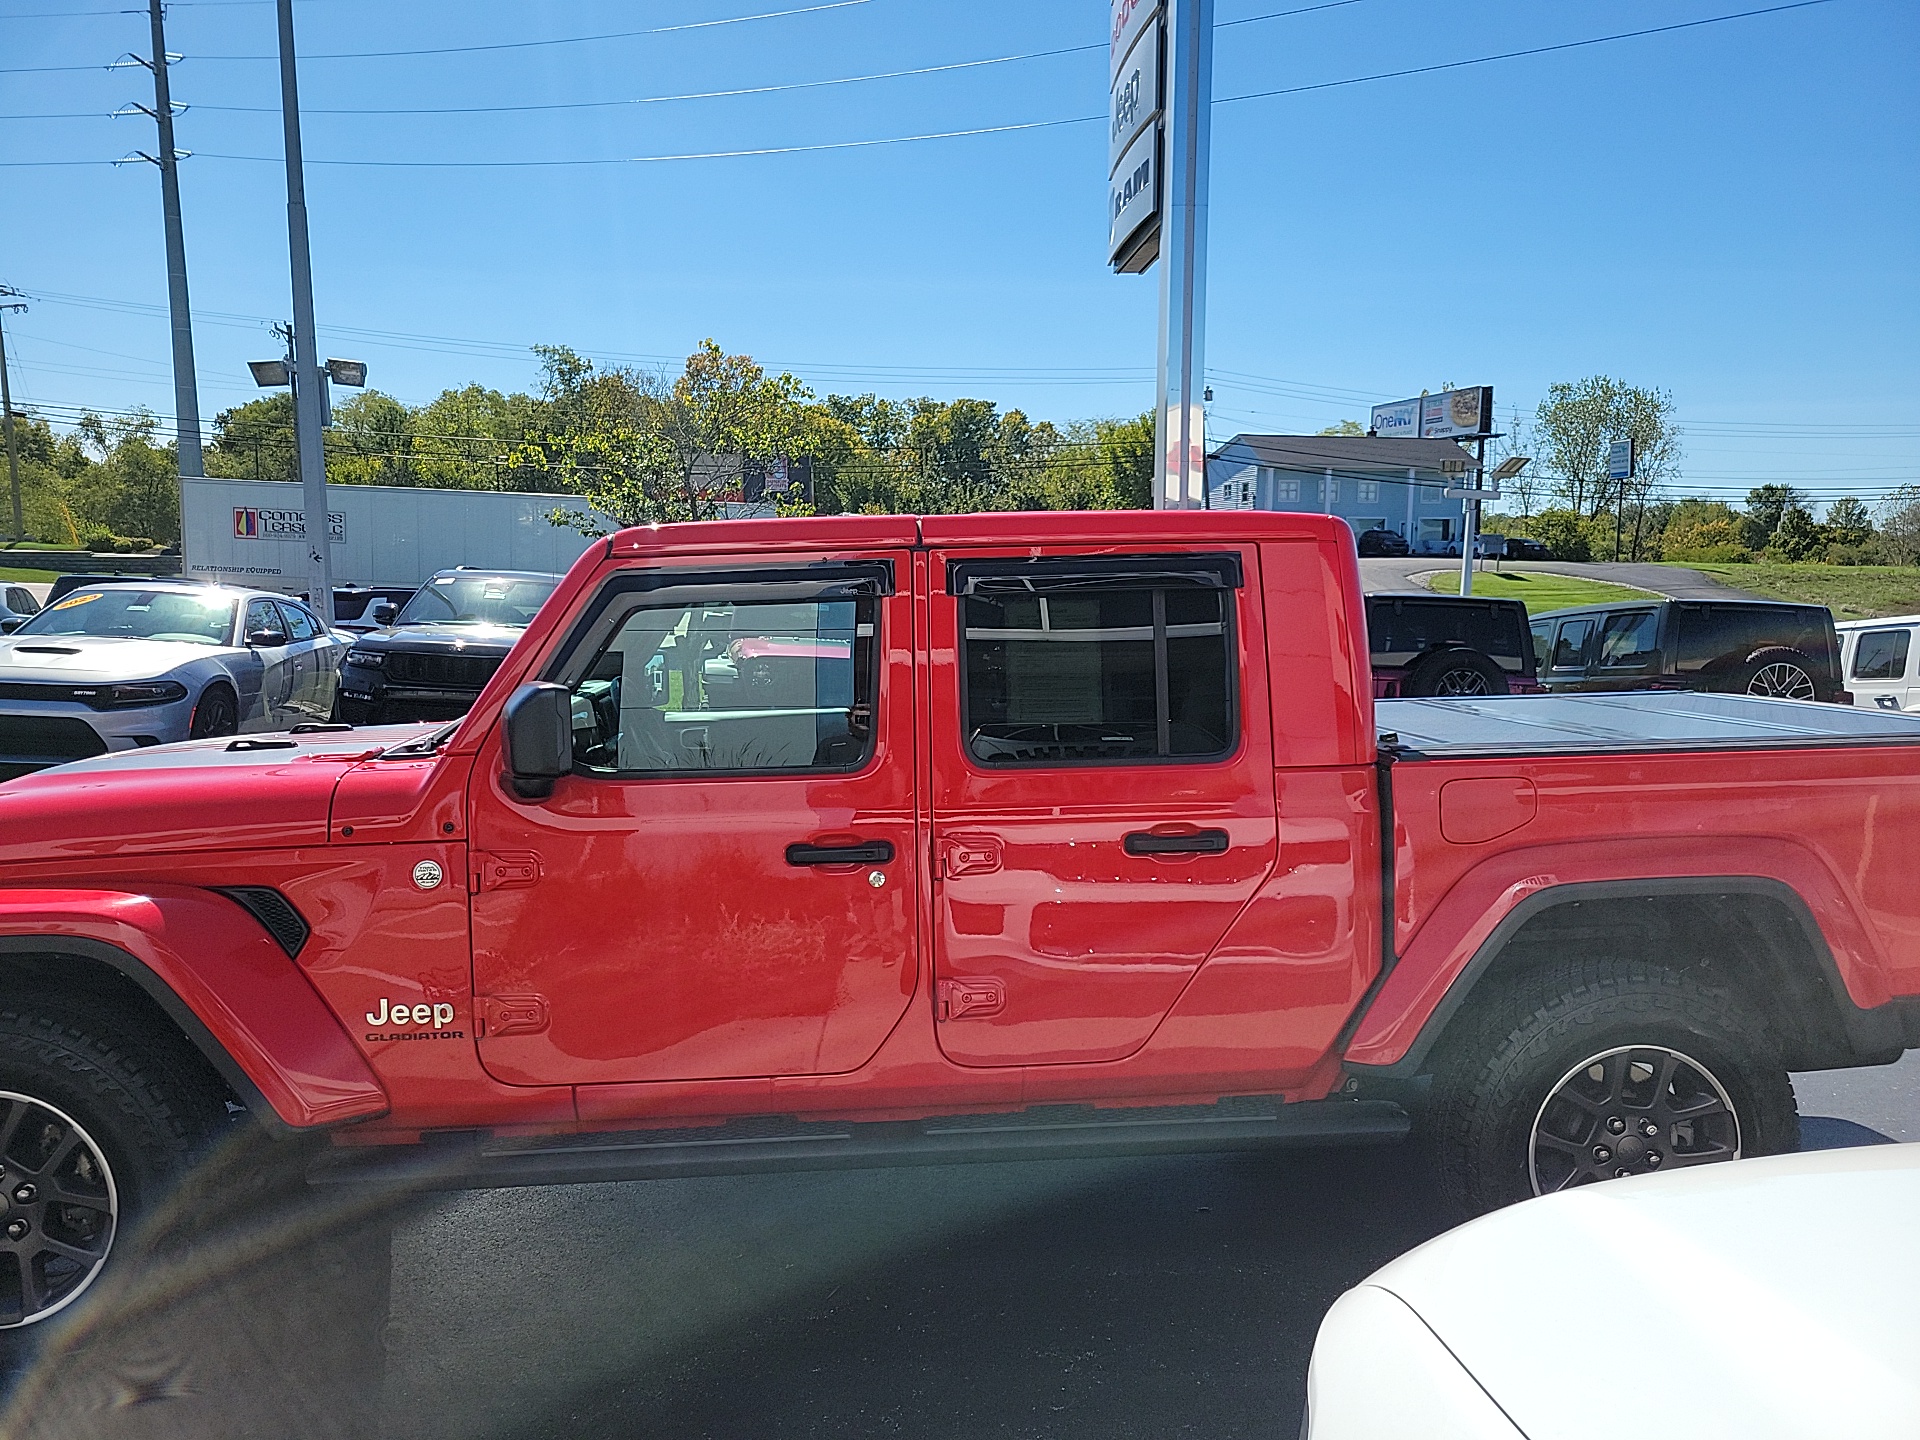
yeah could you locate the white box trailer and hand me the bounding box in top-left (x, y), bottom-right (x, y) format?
top-left (180, 477), bottom-right (607, 591)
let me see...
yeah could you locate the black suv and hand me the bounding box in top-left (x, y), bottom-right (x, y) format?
top-left (333, 568), bottom-right (561, 724)
top-left (1366, 593), bottom-right (1542, 697)
top-left (1530, 599), bottom-right (1846, 702)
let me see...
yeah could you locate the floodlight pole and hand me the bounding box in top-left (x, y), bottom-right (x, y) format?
top-left (1155, 0), bottom-right (1213, 509)
top-left (275, 0), bottom-right (332, 608)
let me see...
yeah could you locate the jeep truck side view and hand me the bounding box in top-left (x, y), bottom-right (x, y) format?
top-left (4, 511), bottom-right (1919, 1332)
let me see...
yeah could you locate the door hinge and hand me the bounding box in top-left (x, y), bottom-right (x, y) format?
top-left (477, 993), bottom-right (550, 1038)
top-left (935, 834), bottom-right (1003, 879)
top-left (936, 977), bottom-right (1005, 1022)
top-left (470, 850), bottom-right (541, 894)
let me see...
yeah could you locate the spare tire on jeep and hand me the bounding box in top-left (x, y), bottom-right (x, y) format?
top-left (1726, 646), bottom-right (1824, 702)
top-left (1401, 647), bottom-right (1510, 698)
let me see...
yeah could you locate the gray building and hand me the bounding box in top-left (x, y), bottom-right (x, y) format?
top-left (1206, 434), bottom-right (1482, 554)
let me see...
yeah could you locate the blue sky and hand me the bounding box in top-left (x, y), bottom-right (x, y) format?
top-left (2, 0), bottom-right (1915, 506)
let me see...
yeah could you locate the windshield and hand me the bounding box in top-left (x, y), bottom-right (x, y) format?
top-left (13, 589), bottom-right (236, 645)
top-left (394, 575), bottom-right (557, 628)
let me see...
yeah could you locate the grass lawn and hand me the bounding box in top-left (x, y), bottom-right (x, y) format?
top-left (1673, 563), bottom-right (1920, 620)
top-left (0, 540), bottom-right (80, 551)
top-left (1425, 569), bottom-right (1657, 613)
top-left (0, 566), bottom-right (58, 584)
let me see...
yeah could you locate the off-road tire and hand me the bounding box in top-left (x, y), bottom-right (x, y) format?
top-left (1730, 646), bottom-right (1823, 702)
top-left (1402, 647), bottom-right (1510, 698)
top-left (0, 1000), bottom-right (226, 1339)
top-left (1425, 957), bottom-right (1799, 1217)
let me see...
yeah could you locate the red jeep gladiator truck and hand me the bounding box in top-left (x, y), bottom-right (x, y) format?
top-left (4, 510), bottom-right (1920, 1331)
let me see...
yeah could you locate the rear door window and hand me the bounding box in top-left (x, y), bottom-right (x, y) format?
top-left (1851, 628), bottom-right (1912, 681)
top-left (1550, 617), bottom-right (1595, 671)
top-left (1674, 604), bottom-right (1832, 673)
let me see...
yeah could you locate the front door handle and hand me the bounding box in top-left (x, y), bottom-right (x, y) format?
top-left (1123, 829), bottom-right (1230, 856)
top-left (786, 841), bottom-right (896, 867)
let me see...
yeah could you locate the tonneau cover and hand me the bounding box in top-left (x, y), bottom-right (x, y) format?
top-left (1377, 692), bottom-right (1920, 757)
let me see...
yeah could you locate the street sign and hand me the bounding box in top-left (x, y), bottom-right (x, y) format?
top-left (1109, 16), bottom-right (1160, 174)
top-left (1370, 386), bottom-right (1494, 440)
top-left (1444, 484), bottom-right (1501, 501)
top-left (1608, 438), bottom-right (1635, 481)
top-left (1108, 122), bottom-right (1159, 269)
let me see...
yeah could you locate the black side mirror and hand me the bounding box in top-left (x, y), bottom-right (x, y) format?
top-left (248, 628), bottom-right (290, 648)
top-left (0, 618), bottom-right (21, 635)
top-left (371, 603), bottom-right (398, 625)
top-left (504, 682), bottom-right (573, 800)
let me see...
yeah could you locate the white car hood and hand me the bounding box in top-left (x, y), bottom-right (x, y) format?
top-left (1367, 1145), bottom-right (1920, 1439)
top-left (0, 634), bottom-right (225, 683)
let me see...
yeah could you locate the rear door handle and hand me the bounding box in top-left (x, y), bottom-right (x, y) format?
top-left (786, 841), bottom-right (896, 866)
top-left (1123, 829), bottom-right (1230, 856)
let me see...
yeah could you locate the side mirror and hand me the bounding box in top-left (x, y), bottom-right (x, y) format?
top-left (0, 618), bottom-right (21, 634)
top-left (504, 682), bottom-right (573, 800)
top-left (248, 628), bottom-right (290, 648)
top-left (371, 603), bottom-right (398, 625)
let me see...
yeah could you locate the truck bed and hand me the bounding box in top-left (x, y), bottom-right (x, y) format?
top-left (1376, 692), bottom-right (1920, 758)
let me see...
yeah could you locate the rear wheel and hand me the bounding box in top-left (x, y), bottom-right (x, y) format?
top-left (1402, 648), bottom-right (1509, 698)
top-left (1733, 646), bottom-right (1820, 701)
top-left (1426, 958), bottom-right (1799, 1215)
top-left (0, 1002), bottom-right (224, 1338)
top-left (188, 682), bottom-right (239, 739)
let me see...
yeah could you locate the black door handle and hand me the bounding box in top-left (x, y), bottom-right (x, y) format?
top-left (786, 841), bottom-right (896, 866)
top-left (1124, 829), bottom-right (1230, 856)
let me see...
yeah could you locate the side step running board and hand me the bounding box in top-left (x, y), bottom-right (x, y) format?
top-left (310, 1097), bottom-right (1411, 1192)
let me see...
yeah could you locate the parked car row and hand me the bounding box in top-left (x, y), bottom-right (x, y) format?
top-left (1354, 527), bottom-right (1551, 561)
top-left (0, 567), bottom-right (559, 781)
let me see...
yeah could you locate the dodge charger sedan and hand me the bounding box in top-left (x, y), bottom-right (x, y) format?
top-left (0, 581), bottom-right (348, 780)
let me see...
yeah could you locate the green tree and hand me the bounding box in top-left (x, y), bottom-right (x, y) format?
top-left (207, 395), bottom-right (298, 482)
top-left (1533, 378), bottom-right (1682, 557)
top-left (1317, 419), bottom-right (1365, 436)
top-left (1741, 484), bottom-right (1811, 552)
top-left (1875, 486), bottom-right (1920, 566)
top-left (1823, 495), bottom-right (1873, 547)
top-left (65, 409), bottom-right (179, 543)
top-left (1765, 504), bottom-right (1824, 561)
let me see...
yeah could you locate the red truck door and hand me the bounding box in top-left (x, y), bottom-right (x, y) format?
top-left (925, 545), bottom-right (1278, 1066)
top-left (467, 550), bottom-right (919, 1087)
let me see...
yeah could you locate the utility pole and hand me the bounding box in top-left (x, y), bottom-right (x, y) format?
top-left (0, 290), bottom-right (26, 545)
top-left (275, 0), bottom-right (333, 608)
top-left (116, 1), bottom-right (205, 479)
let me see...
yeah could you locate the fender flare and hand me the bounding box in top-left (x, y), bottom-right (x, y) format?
top-left (1342, 834), bottom-right (1906, 1076)
top-left (0, 887), bottom-right (389, 1132)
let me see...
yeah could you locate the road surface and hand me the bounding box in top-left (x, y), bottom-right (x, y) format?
top-left (4, 1054), bottom-right (1913, 1439)
top-left (1361, 557), bottom-right (1761, 600)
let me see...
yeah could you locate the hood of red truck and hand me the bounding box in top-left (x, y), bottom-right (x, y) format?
top-left (0, 724), bottom-right (443, 864)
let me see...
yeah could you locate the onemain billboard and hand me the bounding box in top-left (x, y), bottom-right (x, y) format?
top-left (1369, 386), bottom-right (1494, 441)
top-left (182, 477), bottom-right (606, 591)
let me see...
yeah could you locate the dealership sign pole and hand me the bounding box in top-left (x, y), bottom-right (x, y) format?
top-left (1110, 0), bottom-right (1212, 510)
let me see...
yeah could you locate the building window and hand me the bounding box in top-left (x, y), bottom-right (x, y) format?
top-left (1358, 480), bottom-right (1380, 503)
top-left (1258, 467), bottom-right (1299, 502)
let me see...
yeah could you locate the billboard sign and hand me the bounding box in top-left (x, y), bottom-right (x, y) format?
top-left (1109, 16), bottom-right (1160, 174)
top-left (1108, 122), bottom-right (1159, 267)
top-left (1370, 386), bottom-right (1494, 440)
top-left (1608, 438), bottom-right (1635, 481)
top-left (232, 505), bottom-right (345, 543)
top-left (1369, 397), bottom-right (1421, 439)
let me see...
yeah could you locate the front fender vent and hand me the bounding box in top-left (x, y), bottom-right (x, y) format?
top-left (214, 886), bottom-right (311, 958)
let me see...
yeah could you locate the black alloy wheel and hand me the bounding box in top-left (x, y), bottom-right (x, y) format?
top-left (1743, 662), bottom-right (1817, 701)
top-left (1529, 1045), bottom-right (1741, 1194)
top-left (1425, 957), bottom-right (1798, 1215)
top-left (0, 1091), bottom-right (119, 1328)
top-left (188, 684), bottom-right (240, 739)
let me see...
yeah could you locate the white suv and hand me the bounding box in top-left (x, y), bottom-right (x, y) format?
top-left (1838, 614), bottom-right (1920, 711)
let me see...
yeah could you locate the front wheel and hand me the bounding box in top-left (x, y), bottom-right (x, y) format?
top-left (1425, 958), bottom-right (1799, 1215)
top-left (0, 1002), bottom-right (223, 1336)
top-left (187, 683), bottom-right (240, 739)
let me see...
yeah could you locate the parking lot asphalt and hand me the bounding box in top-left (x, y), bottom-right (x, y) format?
top-left (6, 1050), bottom-right (1914, 1440)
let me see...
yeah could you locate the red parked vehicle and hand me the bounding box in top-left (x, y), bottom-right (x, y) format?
top-left (4, 510), bottom-right (1920, 1332)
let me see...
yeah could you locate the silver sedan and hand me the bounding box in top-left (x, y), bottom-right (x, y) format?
top-left (0, 581), bottom-right (350, 780)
